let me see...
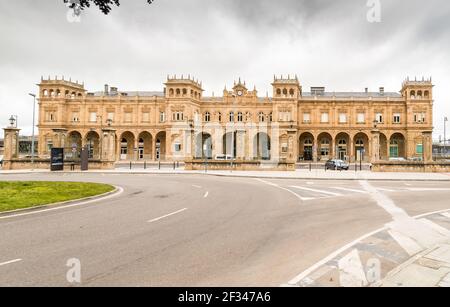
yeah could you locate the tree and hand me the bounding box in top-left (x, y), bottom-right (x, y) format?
top-left (64, 0), bottom-right (154, 15)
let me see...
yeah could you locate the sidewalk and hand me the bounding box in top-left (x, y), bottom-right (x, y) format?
top-left (380, 243), bottom-right (450, 287)
top-left (1, 168), bottom-right (450, 181)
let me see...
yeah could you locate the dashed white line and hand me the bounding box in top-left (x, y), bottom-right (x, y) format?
top-left (407, 188), bottom-right (450, 192)
top-left (204, 191), bottom-right (209, 198)
top-left (0, 259), bottom-right (22, 267)
top-left (147, 208), bottom-right (188, 223)
top-left (290, 186), bottom-right (342, 197)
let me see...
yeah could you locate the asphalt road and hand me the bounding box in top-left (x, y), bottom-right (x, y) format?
top-left (0, 173), bottom-right (450, 286)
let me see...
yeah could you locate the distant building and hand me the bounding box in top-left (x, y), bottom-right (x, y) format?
top-left (0, 138), bottom-right (4, 156)
top-left (35, 75), bottom-right (434, 164)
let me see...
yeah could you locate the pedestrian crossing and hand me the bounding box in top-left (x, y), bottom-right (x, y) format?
top-left (264, 181), bottom-right (450, 202)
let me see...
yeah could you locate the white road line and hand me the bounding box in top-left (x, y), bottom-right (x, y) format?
top-left (419, 218), bottom-right (450, 237)
top-left (407, 188), bottom-right (450, 192)
top-left (192, 185), bottom-right (202, 189)
top-left (204, 191), bottom-right (209, 198)
top-left (147, 208), bottom-right (188, 223)
top-left (331, 187), bottom-right (367, 194)
top-left (256, 179), bottom-right (314, 202)
top-left (0, 259), bottom-right (22, 267)
top-left (375, 187), bottom-right (396, 192)
top-left (338, 249), bottom-right (368, 287)
top-left (441, 212), bottom-right (450, 219)
top-left (290, 186), bottom-right (342, 197)
top-left (0, 186), bottom-right (124, 220)
top-left (388, 229), bottom-right (423, 256)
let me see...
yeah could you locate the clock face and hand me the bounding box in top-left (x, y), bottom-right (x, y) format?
top-left (237, 90), bottom-right (243, 96)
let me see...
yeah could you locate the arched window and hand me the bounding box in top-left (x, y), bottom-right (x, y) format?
top-left (56, 90), bottom-right (61, 97)
top-left (237, 112), bottom-right (243, 122)
top-left (204, 112), bottom-right (210, 122)
top-left (229, 112), bottom-right (234, 122)
top-left (356, 138), bottom-right (364, 146)
top-left (283, 88), bottom-right (288, 96)
top-left (218, 112), bottom-right (222, 122)
top-left (43, 89), bottom-right (48, 96)
top-left (276, 89), bottom-right (281, 96)
top-left (269, 112), bottom-right (273, 122)
top-left (77, 93), bottom-right (82, 97)
top-left (338, 139), bottom-right (347, 145)
top-left (169, 89), bottom-right (174, 97)
top-left (321, 138), bottom-right (330, 145)
top-left (182, 88), bottom-right (187, 96)
top-left (176, 89), bottom-right (181, 96)
top-left (304, 138), bottom-right (313, 146)
top-left (289, 89), bottom-right (295, 97)
top-left (71, 92), bottom-right (76, 99)
top-left (424, 90), bottom-right (429, 98)
top-left (417, 91), bottom-right (422, 99)
top-left (410, 90), bottom-right (416, 99)
top-left (49, 90), bottom-right (55, 97)
top-left (258, 112), bottom-right (265, 122)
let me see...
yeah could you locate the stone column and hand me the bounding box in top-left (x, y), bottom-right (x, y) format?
top-left (371, 129), bottom-right (380, 162)
top-left (349, 138), bottom-right (355, 163)
top-left (3, 127), bottom-right (20, 160)
top-left (313, 139), bottom-right (318, 162)
top-left (101, 128), bottom-right (116, 162)
top-left (422, 131), bottom-right (433, 162)
top-left (236, 129), bottom-right (246, 160)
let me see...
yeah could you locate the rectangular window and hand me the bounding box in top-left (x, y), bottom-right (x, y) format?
top-left (393, 113), bottom-right (401, 124)
top-left (142, 112), bottom-right (150, 123)
top-left (357, 113), bottom-right (365, 124)
top-left (89, 112), bottom-right (97, 123)
top-left (321, 113), bottom-right (329, 123)
top-left (124, 112), bottom-right (132, 123)
top-left (160, 112), bottom-right (165, 123)
top-left (107, 112), bottom-right (115, 121)
top-left (414, 113), bottom-right (426, 123)
top-left (376, 113), bottom-right (383, 123)
top-left (174, 143), bottom-right (182, 152)
top-left (72, 112), bottom-right (79, 122)
top-left (303, 113), bottom-right (311, 123)
top-left (339, 113), bottom-right (347, 124)
top-left (416, 144), bottom-right (423, 154)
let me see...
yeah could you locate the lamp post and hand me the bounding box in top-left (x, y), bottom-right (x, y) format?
top-left (445, 117), bottom-right (448, 158)
top-left (9, 115), bottom-right (17, 128)
top-left (28, 93), bottom-right (36, 164)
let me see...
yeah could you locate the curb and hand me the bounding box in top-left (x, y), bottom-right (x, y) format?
top-left (0, 185), bottom-right (121, 217)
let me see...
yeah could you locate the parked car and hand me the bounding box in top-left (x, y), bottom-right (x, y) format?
top-left (325, 159), bottom-right (349, 170)
top-left (0, 155), bottom-right (3, 167)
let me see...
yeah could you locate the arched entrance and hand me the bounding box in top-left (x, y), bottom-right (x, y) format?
top-left (317, 132), bottom-right (332, 161)
top-left (299, 132), bottom-right (315, 161)
top-left (119, 131), bottom-right (135, 160)
top-left (67, 131), bottom-right (82, 159)
top-left (138, 132), bottom-right (152, 160)
top-left (155, 131), bottom-right (166, 161)
top-left (196, 133), bottom-right (213, 159)
top-left (254, 132), bottom-right (271, 160)
top-left (354, 133), bottom-right (369, 162)
top-left (379, 133), bottom-right (388, 160)
top-left (85, 131), bottom-right (100, 160)
top-left (390, 133), bottom-right (406, 159)
top-left (335, 132), bottom-right (350, 161)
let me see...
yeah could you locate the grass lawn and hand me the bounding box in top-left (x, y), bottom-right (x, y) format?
top-left (0, 181), bottom-right (115, 212)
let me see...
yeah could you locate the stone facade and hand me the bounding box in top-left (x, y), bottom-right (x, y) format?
top-left (35, 75), bottom-right (434, 166)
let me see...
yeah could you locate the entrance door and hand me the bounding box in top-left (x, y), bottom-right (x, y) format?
top-left (338, 149), bottom-right (346, 161)
top-left (304, 146), bottom-right (313, 161)
top-left (390, 146), bottom-right (399, 158)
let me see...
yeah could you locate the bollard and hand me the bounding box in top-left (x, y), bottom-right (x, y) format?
top-left (158, 160), bottom-right (161, 170)
top-left (130, 161), bottom-right (132, 170)
top-left (144, 161), bottom-right (147, 170)
top-left (309, 163), bottom-right (312, 172)
top-left (173, 162), bottom-right (176, 170)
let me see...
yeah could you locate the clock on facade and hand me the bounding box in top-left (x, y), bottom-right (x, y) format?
top-left (237, 90), bottom-right (243, 96)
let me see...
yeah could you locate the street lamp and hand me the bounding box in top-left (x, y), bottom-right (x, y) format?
top-left (444, 117), bottom-right (448, 158)
top-left (9, 115), bottom-right (17, 128)
top-left (29, 93), bottom-right (36, 164)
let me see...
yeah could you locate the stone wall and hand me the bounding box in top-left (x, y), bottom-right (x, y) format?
top-left (185, 159), bottom-right (296, 171)
top-left (1, 158), bottom-right (115, 171)
top-left (372, 161), bottom-right (450, 173)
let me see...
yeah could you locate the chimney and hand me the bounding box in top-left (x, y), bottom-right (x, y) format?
top-left (365, 87), bottom-right (368, 94)
top-left (104, 84), bottom-right (109, 96)
top-left (110, 87), bottom-right (118, 96)
top-left (379, 87), bottom-right (385, 95)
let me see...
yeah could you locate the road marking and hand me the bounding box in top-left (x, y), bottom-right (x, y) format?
top-left (256, 179), bottom-right (314, 201)
top-left (331, 187), bottom-right (367, 194)
top-left (147, 208), bottom-right (188, 223)
top-left (192, 185), bottom-right (202, 189)
top-left (388, 229), bottom-right (423, 256)
top-left (375, 187), bottom-right (396, 192)
top-left (407, 188), bottom-right (450, 192)
top-left (418, 218), bottom-right (450, 237)
top-left (204, 191), bottom-right (209, 198)
top-left (338, 249), bottom-right (368, 287)
top-left (0, 186), bottom-right (124, 220)
top-left (441, 212), bottom-right (450, 219)
top-left (0, 259), bottom-right (22, 267)
top-left (290, 186), bottom-right (342, 197)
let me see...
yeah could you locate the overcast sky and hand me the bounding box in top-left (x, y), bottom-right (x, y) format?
top-left (1, 0), bottom-right (450, 139)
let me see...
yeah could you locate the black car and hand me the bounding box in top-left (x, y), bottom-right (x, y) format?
top-left (325, 159), bottom-right (349, 170)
